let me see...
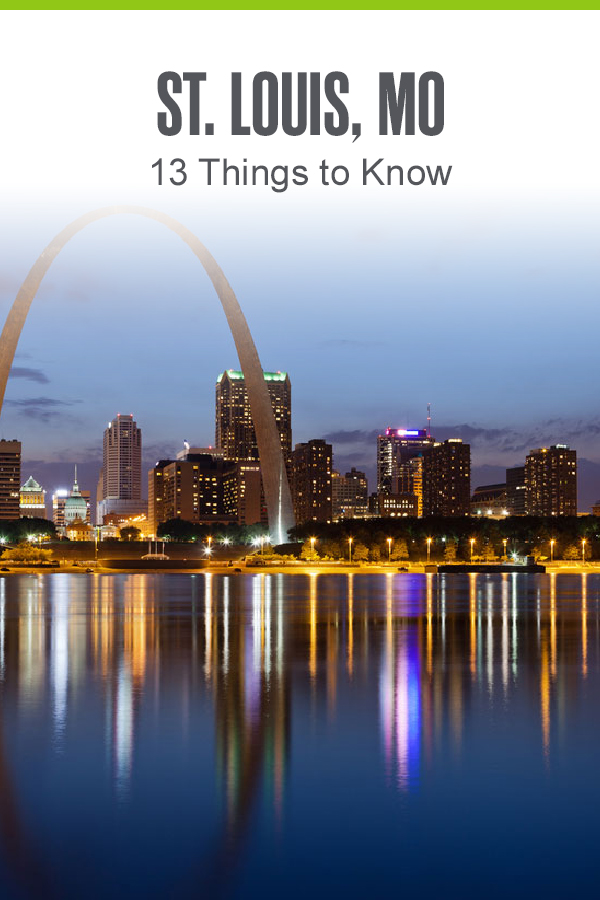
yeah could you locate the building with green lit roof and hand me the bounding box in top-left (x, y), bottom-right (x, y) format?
top-left (215, 369), bottom-right (292, 479)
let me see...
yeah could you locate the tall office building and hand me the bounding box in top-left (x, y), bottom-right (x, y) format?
top-left (0, 439), bottom-right (21, 520)
top-left (19, 475), bottom-right (46, 518)
top-left (292, 439), bottom-right (332, 525)
top-left (148, 451), bottom-right (238, 534)
top-left (525, 445), bottom-right (577, 516)
top-left (176, 444), bottom-right (264, 527)
top-left (97, 414), bottom-right (144, 522)
top-left (422, 439), bottom-right (471, 517)
top-left (332, 468), bottom-right (368, 521)
top-left (376, 428), bottom-right (434, 494)
top-left (215, 369), bottom-right (292, 477)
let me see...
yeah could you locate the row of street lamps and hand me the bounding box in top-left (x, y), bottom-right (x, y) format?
top-left (198, 533), bottom-right (591, 564)
top-left (306, 535), bottom-right (591, 565)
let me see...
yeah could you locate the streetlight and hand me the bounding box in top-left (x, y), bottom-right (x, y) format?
top-left (348, 537), bottom-right (353, 564)
top-left (550, 539), bottom-right (555, 562)
top-left (387, 537), bottom-right (392, 564)
top-left (502, 538), bottom-right (508, 559)
top-left (582, 538), bottom-right (586, 565)
top-left (470, 538), bottom-right (475, 564)
top-left (310, 536), bottom-right (316, 558)
top-left (426, 537), bottom-right (432, 564)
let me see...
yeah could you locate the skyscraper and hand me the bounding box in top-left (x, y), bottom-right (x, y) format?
top-left (97, 414), bottom-right (144, 523)
top-left (148, 451), bottom-right (238, 534)
top-left (525, 445), bottom-right (577, 516)
top-left (0, 439), bottom-right (21, 520)
top-left (422, 439), bottom-right (471, 517)
top-left (292, 439), bottom-right (332, 525)
top-left (216, 369), bottom-right (292, 478)
top-left (376, 428), bottom-right (433, 494)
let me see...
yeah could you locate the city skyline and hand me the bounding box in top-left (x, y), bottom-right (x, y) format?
top-left (0, 195), bottom-right (599, 511)
top-left (7, 401), bottom-right (593, 525)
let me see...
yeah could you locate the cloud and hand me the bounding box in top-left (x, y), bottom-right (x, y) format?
top-left (324, 419), bottom-right (600, 461)
top-left (324, 428), bottom-right (380, 445)
top-left (4, 396), bottom-right (81, 423)
top-left (9, 366), bottom-right (49, 384)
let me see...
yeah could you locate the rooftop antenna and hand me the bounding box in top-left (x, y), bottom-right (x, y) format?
top-left (427, 403), bottom-right (431, 438)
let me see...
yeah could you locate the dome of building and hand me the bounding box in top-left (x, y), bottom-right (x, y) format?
top-left (64, 466), bottom-right (88, 524)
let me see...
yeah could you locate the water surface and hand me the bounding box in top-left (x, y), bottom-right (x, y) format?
top-left (0, 571), bottom-right (598, 899)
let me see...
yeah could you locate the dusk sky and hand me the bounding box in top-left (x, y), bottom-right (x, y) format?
top-left (0, 193), bottom-right (599, 509)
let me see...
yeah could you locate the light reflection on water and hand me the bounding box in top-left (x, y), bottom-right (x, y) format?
top-left (0, 571), bottom-right (599, 898)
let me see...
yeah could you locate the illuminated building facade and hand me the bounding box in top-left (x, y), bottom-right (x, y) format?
top-left (470, 483), bottom-right (508, 519)
top-left (98, 414), bottom-right (142, 522)
top-left (176, 444), bottom-right (264, 527)
top-left (19, 475), bottom-right (46, 518)
top-left (64, 467), bottom-right (89, 526)
top-left (53, 471), bottom-right (91, 530)
top-left (422, 439), bottom-right (471, 517)
top-left (376, 428), bottom-right (433, 494)
top-left (148, 452), bottom-right (238, 534)
top-left (292, 439), bottom-right (332, 525)
top-left (396, 456), bottom-right (425, 517)
top-left (376, 492), bottom-right (418, 518)
top-left (332, 467), bottom-right (368, 521)
top-left (52, 490), bottom-right (68, 528)
top-left (506, 466), bottom-right (526, 515)
top-left (525, 445), bottom-right (577, 516)
top-left (0, 439), bottom-right (21, 520)
top-left (215, 369), bottom-right (292, 478)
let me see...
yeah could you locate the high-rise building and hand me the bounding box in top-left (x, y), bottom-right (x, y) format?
top-left (215, 369), bottom-right (292, 477)
top-left (506, 466), bottom-right (526, 515)
top-left (332, 467), bottom-right (368, 521)
top-left (422, 439), bottom-right (471, 517)
top-left (97, 414), bottom-right (143, 522)
top-left (19, 475), bottom-right (46, 518)
top-left (0, 440), bottom-right (21, 520)
top-left (292, 439), bottom-right (332, 525)
top-left (148, 452), bottom-right (238, 535)
top-left (176, 444), bottom-right (265, 527)
top-left (525, 445), bottom-right (577, 516)
top-left (376, 428), bottom-right (433, 494)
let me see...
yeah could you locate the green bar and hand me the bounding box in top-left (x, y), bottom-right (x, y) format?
top-left (1, 3), bottom-right (598, 10)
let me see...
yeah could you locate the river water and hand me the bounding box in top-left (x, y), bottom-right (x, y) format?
top-left (0, 571), bottom-right (598, 899)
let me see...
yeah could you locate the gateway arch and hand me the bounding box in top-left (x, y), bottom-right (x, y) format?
top-left (0, 206), bottom-right (295, 544)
